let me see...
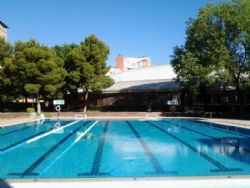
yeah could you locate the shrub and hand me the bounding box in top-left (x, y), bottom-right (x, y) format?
top-left (26, 107), bottom-right (35, 113)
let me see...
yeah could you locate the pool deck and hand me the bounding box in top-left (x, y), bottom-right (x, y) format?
top-left (202, 118), bottom-right (250, 129)
top-left (1, 112), bottom-right (250, 128)
top-left (0, 113), bottom-right (41, 127)
top-left (2, 176), bottom-right (250, 188)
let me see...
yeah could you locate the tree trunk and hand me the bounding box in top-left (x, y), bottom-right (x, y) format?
top-left (236, 85), bottom-right (244, 113)
top-left (203, 88), bottom-right (207, 113)
top-left (221, 89), bottom-right (228, 113)
top-left (0, 100), bottom-right (3, 111)
top-left (23, 87), bottom-right (28, 105)
top-left (37, 98), bottom-right (41, 115)
top-left (187, 91), bottom-right (194, 110)
top-left (200, 85), bottom-right (207, 113)
top-left (180, 90), bottom-right (186, 112)
top-left (83, 91), bottom-right (88, 113)
top-left (25, 96), bottom-right (28, 104)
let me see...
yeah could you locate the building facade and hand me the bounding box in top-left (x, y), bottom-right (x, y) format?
top-left (115, 55), bottom-right (151, 71)
top-left (89, 63), bottom-right (250, 114)
top-left (90, 64), bottom-right (180, 111)
top-left (0, 21), bottom-right (8, 41)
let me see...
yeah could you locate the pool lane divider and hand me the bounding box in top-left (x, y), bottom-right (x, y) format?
top-left (145, 121), bottom-right (242, 173)
top-left (8, 121), bottom-right (91, 177)
top-left (126, 121), bottom-right (177, 175)
top-left (78, 121), bottom-right (110, 177)
top-left (162, 120), bottom-right (250, 153)
top-left (74, 121), bottom-right (99, 143)
top-left (40, 120), bottom-right (99, 175)
top-left (0, 121), bottom-right (76, 154)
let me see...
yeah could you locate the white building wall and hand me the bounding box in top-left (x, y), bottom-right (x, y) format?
top-left (0, 25), bottom-right (7, 40)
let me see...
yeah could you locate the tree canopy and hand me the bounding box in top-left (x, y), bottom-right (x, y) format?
top-left (64, 34), bottom-right (113, 93)
top-left (0, 38), bottom-right (14, 103)
top-left (62, 34), bottom-right (113, 111)
top-left (171, 0), bottom-right (250, 105)
top-left (0, 34), bottom-right (113, 112)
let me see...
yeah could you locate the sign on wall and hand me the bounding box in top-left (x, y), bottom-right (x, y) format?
top-left (53, 99), bottom-right (65, 105)
top-left (124, 57), bottom-right (150, 69)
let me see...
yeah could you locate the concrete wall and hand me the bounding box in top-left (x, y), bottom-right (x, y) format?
top-left (115, 56), bottom-right (124, 70)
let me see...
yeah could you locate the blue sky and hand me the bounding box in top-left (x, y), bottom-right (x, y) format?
top-left (1, 0), bottom-right (221, 66)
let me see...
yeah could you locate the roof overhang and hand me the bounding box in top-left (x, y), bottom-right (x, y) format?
top-left (102, 79), bottom-right (180, 94)
top-left (0, 21), bottom-right (8, 29)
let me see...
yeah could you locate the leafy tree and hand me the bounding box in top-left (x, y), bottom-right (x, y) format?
top-left (14, 39), bottom-right (67, 113)
top-left (0, 38), bottom-right (18, 109)
top-left (0, 35), bottom-right (113, 112)
top-left (0, 38), bottom-right (12, 63)
top-left (171, 0), bottom-right (250, 111)
top-left (64, 34), bottom-right (113, 112)
top-left (216, 0), bottom-right (250, 107)
top-left (53, 44), bottom-right (78, 59)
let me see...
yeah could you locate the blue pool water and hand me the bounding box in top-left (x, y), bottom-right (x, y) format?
top-left (0, 118), bottom-right (250, 179)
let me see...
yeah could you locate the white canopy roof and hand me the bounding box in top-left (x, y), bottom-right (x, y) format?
top-left (109, 64), bottom-right (176, 82)
top-left (103, 79), bottom-right (178, 93)
top-left (103, 64), bottom-right (178, 93)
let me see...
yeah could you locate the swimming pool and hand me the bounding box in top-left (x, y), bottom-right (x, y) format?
top-left (0, 118), bottom-right (250, 179)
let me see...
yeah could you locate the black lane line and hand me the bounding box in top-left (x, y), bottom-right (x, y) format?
top-left (21, 121), bottom-right (90, 177)
top-left (0, 126), bottom-right (33, 136)
top-left (126, 121), bottom-right (167, 174)
top-left (0, 121), bottom-right (70, 152)
top-left (145, 121), bottom-right (242, 172)
top-left (8, 121), bottom-right (90, 177)
top-left (186, 120), bottom-right (250, 138)
top-left (78, 121), bottom-right (110, 176)
top-left (91, 121), bottom-right (109, 175)
top-left (0, 121), bottom-right (38, 136)
top-left (0, 120), bottom-right (51, 136)
top-left (162, 120), bottom-right (250, 153)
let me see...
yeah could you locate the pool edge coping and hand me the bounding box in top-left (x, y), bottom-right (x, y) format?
top-left (3, 174), bottom-right (250, 183)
